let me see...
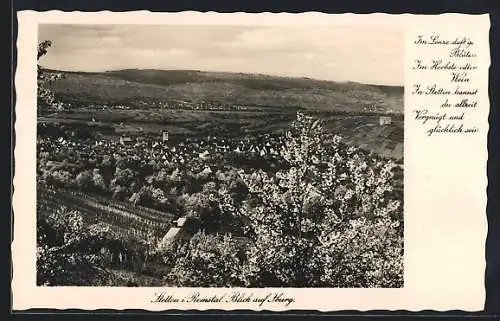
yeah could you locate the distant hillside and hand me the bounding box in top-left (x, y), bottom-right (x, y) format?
top-left (45, 69), bottom-right (404, 113)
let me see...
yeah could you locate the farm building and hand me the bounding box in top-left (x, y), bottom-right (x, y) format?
top-left (120, 135), bottom-right (133, 146)
top-left (157, 227), bottom-right (185, 249)
top-left (177, 217), bottom-right (188, 227)
top-left (379, 116), bottom-right (392, 125)
top-left (156, 216), bottom-right (199, 251)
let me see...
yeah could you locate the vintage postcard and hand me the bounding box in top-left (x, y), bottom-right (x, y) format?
top-left (12, 11), bottom-right (489, 311)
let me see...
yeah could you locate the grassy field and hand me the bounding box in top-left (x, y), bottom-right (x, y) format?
top-left (45, 69), bottom-right (403, 113)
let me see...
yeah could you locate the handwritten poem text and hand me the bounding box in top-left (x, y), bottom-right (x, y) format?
top-left (411, 34), bottom-right (481, 136)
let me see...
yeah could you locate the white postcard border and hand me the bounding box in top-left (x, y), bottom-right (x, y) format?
top-left (12, 11), bottom-right (489, 311)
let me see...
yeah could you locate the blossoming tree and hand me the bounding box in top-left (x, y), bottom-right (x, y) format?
top-left (240, 112), bottom-right (403, 287)
top-left (37, 40), bottom-right (64, 113)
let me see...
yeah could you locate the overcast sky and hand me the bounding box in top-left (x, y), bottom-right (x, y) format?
top-left (38, 24), bottom-right (403, 86)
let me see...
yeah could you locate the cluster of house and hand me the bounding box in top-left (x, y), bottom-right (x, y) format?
top-left (38, 128), bottom-right (291, 186)
top-left (116, 115), bottom-right (392, 147)
top-left (120, 130), bottom-right (169, 146)
top-left (115, 130), bottom-right (287, 163)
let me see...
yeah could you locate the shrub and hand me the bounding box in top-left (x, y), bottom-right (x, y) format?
top-left (36, 206), bottom-right (122, 285)
top-left (166, 231), bottom-right (245, 287)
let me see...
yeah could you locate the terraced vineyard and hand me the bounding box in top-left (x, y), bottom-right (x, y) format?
top-left (37, 188), bottom-right (176, 240)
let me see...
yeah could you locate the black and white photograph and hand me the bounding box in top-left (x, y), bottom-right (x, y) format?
top-left (35, 23), bottom-right (404, 288)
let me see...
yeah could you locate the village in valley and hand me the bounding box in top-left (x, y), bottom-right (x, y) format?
top-left (36, 26), bottom-right (405, 288)
top-left (37, 98), bottom-right (404, 287)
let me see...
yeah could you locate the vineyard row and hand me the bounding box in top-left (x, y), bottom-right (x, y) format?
top-left (39, 188), bottom-right (175, 223)
top-left (37, 189), bottom-right (173, 237)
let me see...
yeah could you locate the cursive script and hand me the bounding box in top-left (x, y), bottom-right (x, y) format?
top-left (151, 291), bottom-right (296, 307)
top-left (411, 34), bottom-right (480, 136)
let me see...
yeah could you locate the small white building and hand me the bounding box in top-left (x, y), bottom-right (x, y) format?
top-left (379, 116), bottom-right (392, 126)
top-left (162, 130), bottom-right (169, 142)
top-left (156, 216), bottom-right (195, 251)
top-left (120, 136), bottom-right (133, 145)
top-left (199, 151), bottom-right (210, 160)
top-left (157, 227), bottom-right (184, 250)
top-left (176, 217), bottom-right (188, 227)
